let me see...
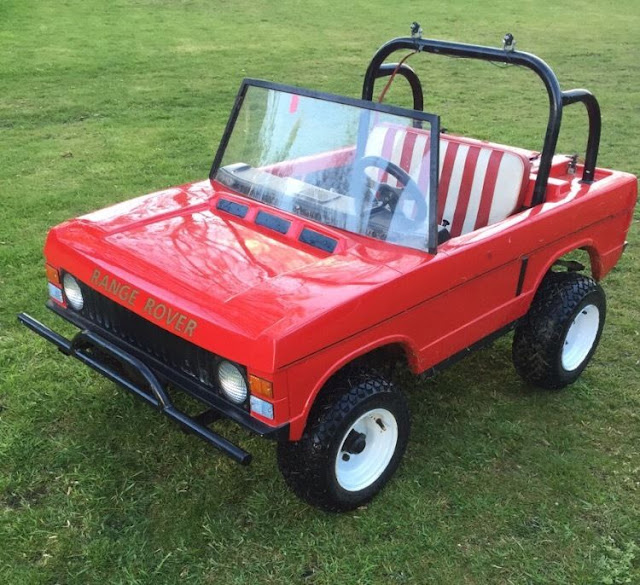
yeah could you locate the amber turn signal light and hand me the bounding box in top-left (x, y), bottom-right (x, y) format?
top-left (45, 263), bottom-right (61, 286)
top-left (249, 375), bottom-right (273, 399)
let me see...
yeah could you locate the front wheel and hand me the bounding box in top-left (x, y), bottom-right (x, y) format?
top-left (277, 372), bottom-right (410, 512)
top-left (512, 271), bottom-right (606, 389)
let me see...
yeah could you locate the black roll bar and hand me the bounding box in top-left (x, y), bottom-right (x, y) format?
top-left (373, 63), bottom-right (424, 112)
top-left (362, 36), bottom-right (601, 205)
top-left (561, 89), bottom-right (601, 184)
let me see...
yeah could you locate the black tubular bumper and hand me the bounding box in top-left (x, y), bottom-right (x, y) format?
top-left (17, 312), bottom-right (287, 465)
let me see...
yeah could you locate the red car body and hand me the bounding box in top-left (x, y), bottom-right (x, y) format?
top-left (41, 153), bottom-right (636, 439)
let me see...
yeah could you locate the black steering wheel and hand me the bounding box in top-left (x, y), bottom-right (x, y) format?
top-left (353, 155), bottom-right (428, 223)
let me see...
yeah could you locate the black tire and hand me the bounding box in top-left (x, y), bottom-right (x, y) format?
top-left (513, 271), bottom-right (606, 389)
top-left (277, 371), bottom-right (410, 512)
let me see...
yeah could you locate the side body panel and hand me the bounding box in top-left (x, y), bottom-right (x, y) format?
top-left (284, 171), bottom-right (637, 439)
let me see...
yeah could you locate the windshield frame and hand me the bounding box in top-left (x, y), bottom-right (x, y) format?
top-left (209, 78), bottom-right (440, 254)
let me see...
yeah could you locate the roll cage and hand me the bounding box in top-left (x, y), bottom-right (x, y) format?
top-left (362, 33), bottom-right (602, 206)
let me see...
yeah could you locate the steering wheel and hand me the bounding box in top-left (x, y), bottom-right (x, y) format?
top-left (353, 155), bottom-right (428, 223)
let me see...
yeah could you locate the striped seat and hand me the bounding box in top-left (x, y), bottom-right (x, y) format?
top-left (364, 124), bottom-right (531, 238)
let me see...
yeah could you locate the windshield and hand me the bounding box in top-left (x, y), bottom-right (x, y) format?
top-left (212, 81), bottom-right (439, 253)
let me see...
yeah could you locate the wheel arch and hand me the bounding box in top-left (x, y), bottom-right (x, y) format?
top-left (288, 337), bottom-right (417, 440)
top-left (529, 239), bottom-right (604, 298)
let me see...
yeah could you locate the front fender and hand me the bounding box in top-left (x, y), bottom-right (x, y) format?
top-left (283, 334), bottom-right (418, 440)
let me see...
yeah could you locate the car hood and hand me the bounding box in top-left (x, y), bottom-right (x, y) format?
top-left (47, 181), bottom-right (423, 370)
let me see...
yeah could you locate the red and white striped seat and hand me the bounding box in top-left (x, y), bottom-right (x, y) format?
top-left (364, 124), bottom-right (531, 238)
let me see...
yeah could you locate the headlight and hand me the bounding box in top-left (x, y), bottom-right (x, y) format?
top-left (63, 273), bottom-right (84, 311)
top-left (217, 361), bottom-right (248, 404)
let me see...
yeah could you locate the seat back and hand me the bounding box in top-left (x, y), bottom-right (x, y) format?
top-left (364, 124), bottom-right (531, 238)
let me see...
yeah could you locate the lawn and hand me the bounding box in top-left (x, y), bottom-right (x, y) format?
top-left (1, 1), bottom-right (638, 583)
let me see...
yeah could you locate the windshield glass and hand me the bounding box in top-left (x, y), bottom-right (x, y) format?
top-left (213, 82), bottom-right (439, 252)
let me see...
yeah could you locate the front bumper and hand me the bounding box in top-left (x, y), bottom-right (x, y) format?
top-left (18, 306), bottom-right (288, 465)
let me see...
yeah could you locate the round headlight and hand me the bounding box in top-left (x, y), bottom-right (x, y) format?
top-left (63, 273), bottom-right (84, 311)
top-left (217, 361), bottom-right (248, 404)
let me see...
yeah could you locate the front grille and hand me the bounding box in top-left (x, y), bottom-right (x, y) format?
top-left (78, 283), bottom-right (220, 391)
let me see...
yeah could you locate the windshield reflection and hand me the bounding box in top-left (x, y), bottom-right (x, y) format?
top-left (215, 85), bottom-right (436, 252)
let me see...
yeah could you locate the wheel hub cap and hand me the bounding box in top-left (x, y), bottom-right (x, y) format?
top-left (335, 408), bottom-right (398, 492)
top-left (342, 430), bottom-right (367, 455)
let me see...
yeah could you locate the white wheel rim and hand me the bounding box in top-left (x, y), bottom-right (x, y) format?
top-left (335, 408), bottom-right (398, 492)
top-left (561, 303), bottom-right (600, 371)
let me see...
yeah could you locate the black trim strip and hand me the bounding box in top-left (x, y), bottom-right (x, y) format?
top-left (516, 256), bottom-right (529, 296)
top-left (421, 320), bottom-right (519, 379)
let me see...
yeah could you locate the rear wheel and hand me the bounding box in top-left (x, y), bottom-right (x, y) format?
top-left (277, 371), bottom-right (409, 512)
top-left (513, 271), bottom-right (606, 389)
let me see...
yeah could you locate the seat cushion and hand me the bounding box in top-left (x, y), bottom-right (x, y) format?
top-left (365, 124), bottom-right (531, 237)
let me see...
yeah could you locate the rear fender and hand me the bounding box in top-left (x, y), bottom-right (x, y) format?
top-left (530, 238), bottom-right (599, 292)
top-left (525, 212), bottom-right (626, 308)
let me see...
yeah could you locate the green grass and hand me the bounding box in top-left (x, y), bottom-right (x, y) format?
top-left (1, 1), bottom-right (638, 583)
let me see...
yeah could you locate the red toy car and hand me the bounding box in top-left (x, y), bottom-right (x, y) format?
top-left (19, 33), bottom-right (637, 511)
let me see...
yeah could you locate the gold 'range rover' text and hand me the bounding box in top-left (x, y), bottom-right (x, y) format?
top-left (90, 269), bottom-right (198, 337)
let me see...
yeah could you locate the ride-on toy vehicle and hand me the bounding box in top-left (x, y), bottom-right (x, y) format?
top-left (19, 30), bottom-right (637, 511)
